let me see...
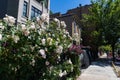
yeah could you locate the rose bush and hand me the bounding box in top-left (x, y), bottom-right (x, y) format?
top-left (0, 14), bottom-right (80, 80)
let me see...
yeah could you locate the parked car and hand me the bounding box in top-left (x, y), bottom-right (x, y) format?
top-left (80, 47), bottom-right (93, 68)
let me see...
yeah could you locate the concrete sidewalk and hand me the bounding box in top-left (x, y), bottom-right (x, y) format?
top-left (77, 57), bottom-right (120, 80)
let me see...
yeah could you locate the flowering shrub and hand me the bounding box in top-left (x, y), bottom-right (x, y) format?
top-left (0, 14), bottom-right (80, 80)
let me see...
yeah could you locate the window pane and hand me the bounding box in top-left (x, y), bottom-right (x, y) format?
top-left (31, 6), bottom-right (42, 19)
top-left (22, 1), bottom-right (28, 17)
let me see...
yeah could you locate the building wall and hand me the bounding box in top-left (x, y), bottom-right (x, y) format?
top-left (7, 0), bottom-right (19, 18)
top-left (0, 0), bottom-right (50, 23)
top-left (58, 15), bottom-right (73, 36)
top-left (50, 5), bottom-right (91, 45)
top-left (17, 0), bottom-right (49, 23)
top-left (0, 0), bottom-right (8, 19)
top-left (50, 13), bottom-right (81, 44)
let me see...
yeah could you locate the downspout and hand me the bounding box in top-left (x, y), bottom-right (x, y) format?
top-left (27, 0), bottom-right (31, 19)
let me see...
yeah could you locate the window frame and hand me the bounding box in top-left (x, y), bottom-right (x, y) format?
top-left (31, 6), bottom-right (42, 19)
top-left (22, 1), bottom-right (28, 18)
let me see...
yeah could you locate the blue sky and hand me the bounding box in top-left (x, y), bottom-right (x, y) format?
top-left (50, 0), bottom-right (91, 14)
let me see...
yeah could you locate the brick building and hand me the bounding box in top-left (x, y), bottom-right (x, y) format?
top-left (50, 4), bottom-right (91, 45)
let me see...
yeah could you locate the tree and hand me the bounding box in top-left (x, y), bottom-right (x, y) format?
top-left (82, 0), bottom-right (120, 61)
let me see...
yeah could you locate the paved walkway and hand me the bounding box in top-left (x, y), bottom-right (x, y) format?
top-left (77, 54), bottom-right (120, 80)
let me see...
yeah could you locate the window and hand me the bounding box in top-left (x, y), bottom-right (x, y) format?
top-left (31, 6), bottom-right (42, 19)
top-left (23, 1), bottom-right (28, 17)
top-left (44, 0), bottom-right (48, 8)
top-left (36, 0), bottom-right (44, 3)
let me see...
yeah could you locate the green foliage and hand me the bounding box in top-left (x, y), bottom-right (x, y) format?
top-left (82, 0), bottom-right (120, 49)
top-left (99, 45), bottom-right (112, 52)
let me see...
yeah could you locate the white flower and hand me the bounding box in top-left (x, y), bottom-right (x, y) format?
top-left (56, 45), bottom-right (63, 54)
top-left (3, 17), bottom-right (8, 23)
top-left (12, 35), bottom-right (20, 43)
top-left (60, 21), bottom-right (66, 28)
top-left (0, 23), bottom-right (4, 30)
top-left (30, 58), bottom-right (35, 66)
top-left (68, 59), bottom-right (72, 64)
top-left (65, 31), bottom-right (69, 35)
top-left (36, 16), bottom-right (40, 22)
top-left (41, 25), bottom-right (46, 30)
top-left (39, 49), bottom-right (46, 59)
top-left (30, 46), bottom-right (35, 52)
top-left (55, 41), bottom-right (58, 46)
top-left (53, 18), bottom-right (59, 23)
top-left (30, 22), bottom-right (35, 30)
top-left (59, 70), bottom-right (63, 77)
top-left (63, 70), bottom-right (67, 75)
top-left (3, 14), bottom-right (16, 26)
top-left (63, 35), bottom-right (66, 38)
top-left (48, 33), bottom-right (51, 36)
top-left (47, 37), bottom-right (53, 45)
top-left (53, 18), bottom-right (60, 27)
top-left (21, 24), bottom-right (27, 31)
top-left (45, 17), bottom-right (49, 24)
top-left (57, 38), bottom-right (60, 41)
top-left (52, 34), bottom-right (55, 37)
top-left (45, 61), bottom-right (50, 66)
top-left (68, 43), bottom-right (72, 48)
top-left (0, 34), bottom-right (2, 41)
top-left (45, 48), bottom-right (48, 52)
top-left (23, 30), bottom-right (30, 36)
top-left (41, 38), bottom-right (46, 45)
top-left (38, 30), bottom-right (42, 35)
top-left (59, 70), bottom-right (67, 77)
top-left (40, 13), bottom-right (47, 21)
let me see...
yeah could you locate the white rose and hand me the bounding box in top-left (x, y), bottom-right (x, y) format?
top-left (53, 18), bottom-right (59, 23)
top-left (41, 38), bottom-right (46, 45)
top-left (12, 35), bottom-right (20, 43)
top-left (55, 41), bottom-right (58, 46)
top-left (47, 37), bottom-right (53, 45)
top-left (3, 17), bottom-right (8, 24)
top-left (45, 17), bottom-right (49, 24)
top-left (40, 13), bottom-right (47, 21)
top-left (53, 18), bottom-right (60, 27)
top-left (65, 31), bottom-right (69, 35)
top-left (3, 14), bottom-right (16, 26)
top-left (24, 30), bottom-right (30, 36)
top-left (0, 23), bottom-right (4, 30)
top-left (39, 49), bottom-right (46, 59)
top-left (63, 35), bottom-right (66, 38)
top-left (7, 15), bottom-right (16, 25)
top-left (31, 58), bottom-right (35, 66)
top-left (59, 70), bottom-right (67, 77)
top-left (36, 16), bottom-right (40, 22)
top-left (52, 34), bottom-right (55, 37)
top-left (0, 34), bottom-right (2, 41)
top-left (21, 24), bottom-right (27, 31)
top-left (68, 59), bottom-right (72, 64)
top-left (30, 22), bottom-right (35, 30)
top-left (63, 70), bottom-right (67, 76)
top-left (56, 45), bottom-right (63, 54)
top-left (59, 70), bottom-right (64, 77)
top-left (45, 61), bottom-right (50, 66)
top-left (60, 21), bottom-right (66, 28)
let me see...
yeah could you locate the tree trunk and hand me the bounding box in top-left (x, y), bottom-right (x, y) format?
top-left (111, 44), bottom-right (115, 62)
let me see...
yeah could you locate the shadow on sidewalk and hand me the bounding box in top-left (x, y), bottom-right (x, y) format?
top-left (91, 58), bottom-right (112, 67)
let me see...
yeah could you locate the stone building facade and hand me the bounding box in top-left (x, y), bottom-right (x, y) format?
top-left (0, 0), bottom-right (50, 23)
